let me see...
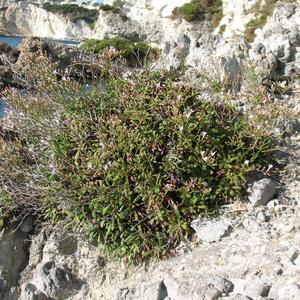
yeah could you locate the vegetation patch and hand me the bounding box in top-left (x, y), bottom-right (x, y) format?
top-left (99, 4), bottom-right (121, 14)
top-left (98, 3), bottom-right (128, 21)
top-left (172, 0), bottom-right (223, 27)
top-left (0, 50), bottom-right (275, 262)
top-left (42, 2), bottom-right (99, 26)
top-left (80, 37), bottom-right (157, 62)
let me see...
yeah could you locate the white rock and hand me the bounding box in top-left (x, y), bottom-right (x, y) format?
top-left (249, 1), bottom-right (300, 77)
top-left (277, 283), bottom-right (300, 300)
top-left (191, 219), bottom-right (232, 243)
top-left (247, 178), bottom-right (276, 207)
top-left (267, 199), bottom-right (281, 209)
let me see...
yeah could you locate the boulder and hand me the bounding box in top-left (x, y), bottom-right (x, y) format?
top-left (34, 261), bottom-right (80, 299)
top-left (247, 178), bottom-right (276, 207)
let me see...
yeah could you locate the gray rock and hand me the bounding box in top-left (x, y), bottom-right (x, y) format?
top-left (205, 286), bottom-right (222, 300)
top-left (250, 1), bottom-right (300, 78)
top-left (34, 261), bottom-right (78, 299)
top-left (20, 284), bottom-right (49, 300)
top-left (0, 226), bottom-right (29, 299)
top-left (2, 286), bottom-right (19, 300)
top-left (191, 220), bottom-right (232, 243)
top-left (117, 287), bottom-right (136, 300)
top-left (209, 276), bottom-right (234, 295)
top-left (283, 119), bottom-right (300, 136)
top-left (176, 241), bottom-right (191, 255)
top-left (20, 217), bottom-right (34, 233)
top-left (247, 178), bottom-right (276, 206)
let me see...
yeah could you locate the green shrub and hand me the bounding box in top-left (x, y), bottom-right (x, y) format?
top-left (173, 0), bottom-right (223, 27)
top-left (42, 2), bottom-right (99, 25)
top-left (0, 51), bottom-right (274, 262)
top-left (99, 4), bottom-right (121, 14)
top-left (80, 37), bottom-right (157, 62)
top-left (175, 2), bottom-right (199, 22)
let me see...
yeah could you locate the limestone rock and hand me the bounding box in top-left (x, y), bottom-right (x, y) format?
top-left (277, 283), bottom-right (300, 300)
top-left (191, 219), bottom-right (232, 243)
top-left (250, 1), bottom-right (300, 78)
top-left (33, 261), bottom-right (81, 299)
top-left (247, 178), bottom-right (276, 207)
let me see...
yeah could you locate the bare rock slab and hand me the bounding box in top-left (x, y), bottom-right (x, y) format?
top-left (191, 220), bottom-right (232, 243)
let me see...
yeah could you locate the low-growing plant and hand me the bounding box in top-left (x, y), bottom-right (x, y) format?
top-left (0, 48), bottom-right (274, 262)
top-left (173, 0), bottom-right (223, 27)
top-left (42, 2), bottom-right (99, 26)
top-left (80, 37), bottom-right (158, 64)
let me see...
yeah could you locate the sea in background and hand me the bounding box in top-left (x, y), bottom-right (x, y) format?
top-left (0, 35), bottom-right (80, 48)
top-left (0, 101), bottom-right (6, 118)
top-left (0, 35), bottom-right (80, 117)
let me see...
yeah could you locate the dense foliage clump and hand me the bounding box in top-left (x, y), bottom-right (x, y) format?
top-left (99, 4), bottom-right (121, 14)
top-left (173, 0), bottom-right (223, 26)
top-left (42, 2), bottom-right (99, 25)
top-left (0, 50), bottom-right (274, 262)
top-left (81, 37), bottom-right (157, 62)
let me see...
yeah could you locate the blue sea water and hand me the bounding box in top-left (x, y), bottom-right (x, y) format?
top-left (0, 35), bottom-right (80, 48)
top-left (0, 101), bottom-right (6, 118)
top-left (0, 35), bottom-right (22, 47)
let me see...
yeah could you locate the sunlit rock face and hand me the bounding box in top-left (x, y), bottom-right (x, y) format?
top-left (250, 1), bottom-right (300, 77)
top-left (0, 1), bottom-right (93, 39)
top-left (217, 0), bottom-right (264, 39)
